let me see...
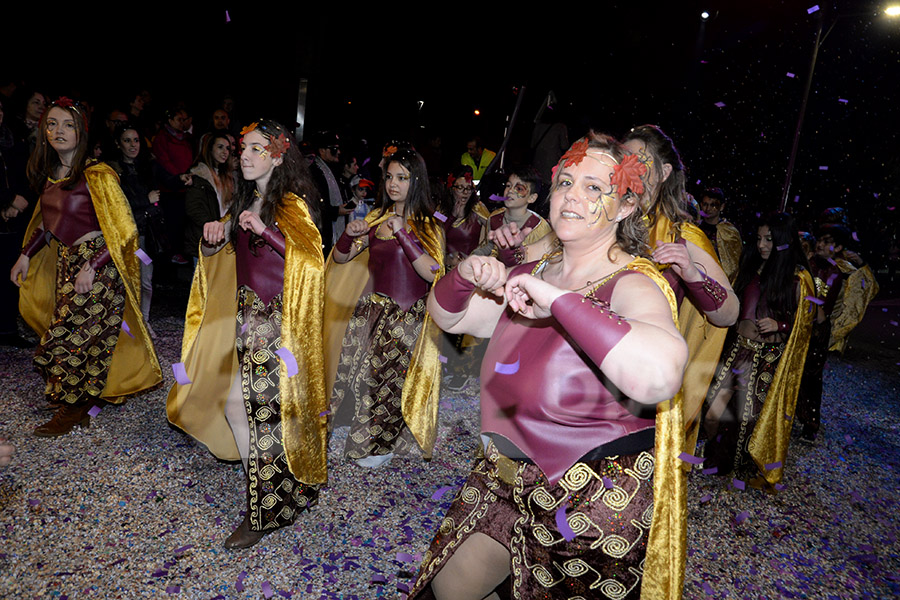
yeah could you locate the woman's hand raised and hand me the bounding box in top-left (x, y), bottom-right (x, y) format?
top-left (456, 256), bottom-right (507, 297)
top-left (504, 273), bottom-right (566, 320)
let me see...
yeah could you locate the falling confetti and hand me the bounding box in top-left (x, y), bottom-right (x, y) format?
top-left (135, 248), bottom-right (153, 265)
top-left (808, 5), bottom-right (820, 14)
top-left (494, 357), bottom-right (520, 374)
top-left (786, 72), bottom-right (796, 78)
top-left (121, 321), bottom-right (134, 338)
top-left (275, 347), bottom-right (299, 377)
top-left (432, 211), bottom-right (448, 222)
top-left (714, 102), bottom-right (726, 108)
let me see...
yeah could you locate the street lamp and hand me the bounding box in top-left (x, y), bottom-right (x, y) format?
top-left (780, 5), bottom-right (900, 210)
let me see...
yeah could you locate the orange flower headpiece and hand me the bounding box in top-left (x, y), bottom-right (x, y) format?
top-left (266, 133), bottom-right (290, 159)
top-left (382, 145), bottom-right (398, 159)
top-left (610, 154), bottom-right (646, 198)
top-left (240, 122), bottom-right (259, 136)
top-left (447, 172), bottom-right (473, 189)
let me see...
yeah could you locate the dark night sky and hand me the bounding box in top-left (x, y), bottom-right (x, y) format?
top-left (4, 0), bottom-right (899, 259)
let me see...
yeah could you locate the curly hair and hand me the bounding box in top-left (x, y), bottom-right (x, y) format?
top-left (549, 134), bottom-right (650, 259)
top-left (622, 124), bottom-right (692, 233)
top-left (228, 119), bottom-right (320, 242)
top-left (26, 101), bottom-right (90, 192)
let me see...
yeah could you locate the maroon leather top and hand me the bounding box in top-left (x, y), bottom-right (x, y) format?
top-left (739, 273), bottom-right (762, 322)
top-left (480, 262), bottom-right (656, 484)
top-left (366, 228), bottom-right (430, 312)
top-left (235, 226), bottom-right (285, 306)
top-left (41, 178), bottom-right (101, 246)
top-left (488, 211), bottom-right (542, 235)
top-left (444, 215), bottom-right (482, 258)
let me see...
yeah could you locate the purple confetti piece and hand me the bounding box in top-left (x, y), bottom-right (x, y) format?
top-left (494, 356), bottom-right (520, 375)
top-left (432, 211), bottom-right (448, 222)
top-left (275, 347), bottom-right (299, 377)
top-left (173, 544), bottom-right (193, 554)
top-left (731, 367), bottom-right (744, 375)
top-left (107, 558), bottom-right (126, 567)
top-left (396, 552), bottom-right (415, 562)
top-left (776, 244), bottom-right (790, 251)
top-left (808, 5), bottom-right (820, 14)
top-left (774, 483), bottom-right (786, 491)
top-left (488, 194), bottom-right (508, 202)
top-left (87, 405), bottom-right (102, 418)
top-left (678, 452), bottom-right (705, 465)
top-left (785, 413), bottom-right (793, 422)
top-left (844, 434), bottom-right (853, 444)
top-left (819, 165), bottom-right (829, 171)
top-left (172, 363), bottom-right (191, 385)
top-left (318, 410), bottom-right (330, 417)
top-left (890, 320), bottom-right (899, 327)
top-left (431, 486), bottom-right (452, 501)
top-left (135, 248), bottom-right (153, 265)
top-left (430, 264), bottom-right (439, 272)
top-left (793, 195), bottom-right (800, 203)
top-left (805, 295), bottom-right (825, 305)
top-left (714, 101), bottom-right (726, 108)
top-left (371, 574), bottom-right (387, 584)
top-left (262, 582), bottom-right (274, 599)
top-left (602, 476), bottom-right (614, 490)
top-left (888, 206), bottom-right (895, 211)
top-left (786, 72), bottom-right (796, 78)
top-left (240, 321), bottom-right (249, 334)
top-left (438, 354), bottom-right (447, 364)
top-left (555, 502), bottom-right (577, 542)
top-left (839, 98), bottom-right (848, 104)
top-left (851, 231), bottom-right (860, 242)
top-left (225, 9), bottom-right (231, 22)
top-left (203, 493), bottom-right (214, 504)
top-left (121, 321), bottom-right (134, 338)
top-left (397, 583), bottom-right (410, 593)
top-left (733, 478), bottom-right (745, 491)
top-left (735, 511), bottom-right (750, 524)
top-left (765, 461), bottom-right (782, 470)
top-left (699, 493), bottom-right (712, 503)
top-left (827, 273), bottom-right (838, 286)
top-left (701, 581), bottom-right (715, 595)
top-left (28, 499), bottom-right (40, 506)
top-left (702, 467), bottom-right (718, 475)
top-left (166, 586), bottom-right (180, 594)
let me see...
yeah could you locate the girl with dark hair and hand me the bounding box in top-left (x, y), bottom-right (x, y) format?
top-left (107, 124), bottom-right (162, 330)
top-left (184, 132), bottom-right (234, 262)
top-left (10, 98), bottom-right (161, 436)
top-left (702, 212), bottom-right (814, 485)
top-left (441, 165), bottom-right (490, 269)
top-left (327, 147), bottom-right (445, 468)
top-left (409, 135), bottom-right (688, 600)
top-left (167, 119), bottom-right (326, 549)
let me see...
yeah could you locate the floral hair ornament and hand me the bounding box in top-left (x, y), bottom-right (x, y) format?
top-left (447, 172), bottom-right (473, 189)
top-left (560, 137), bottom-right (591, 168)
top-left (265, 133), bottom-right (290, 159)
top-left (50, 97), bottom-right (87, 132)
top-left (240, 122), bottom-right (259, 136)
top-left (610, 154), bottom-right (647, 198)
top-left (382, 145), bottom-right (398, 159)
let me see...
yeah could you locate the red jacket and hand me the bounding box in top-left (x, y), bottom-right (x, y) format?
top-left (152, 126), bottom-right (193, 185)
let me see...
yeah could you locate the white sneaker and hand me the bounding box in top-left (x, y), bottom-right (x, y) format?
top-left (355, 453), bottom-right (394, 468)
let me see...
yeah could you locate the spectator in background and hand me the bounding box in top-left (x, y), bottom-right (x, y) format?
top-left (308, 130), bottom-right (343, 254)
top-left (460, 135), bottom-right (496, 180)
top-left (10, 89), bottom-right (46, 152)
top-left (184, 133), bottom-right (234, 264)
top-left (152, 104), bottom-right (194, 265)
top-left (212, 108), bottom-right (230, 132)
top-left (346, 175), bottom-right (374, 222)
top-left (699, 187), bottom-right (742, 282)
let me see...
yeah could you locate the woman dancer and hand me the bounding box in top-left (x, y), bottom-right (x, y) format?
top-left (167, 119), bottom-right (327, 548)
top-left (410, 135), bottom-right (688, 600)
top-left (703, 212), bottom-right (813, 486)
top-left (328, 147), bottom-right (444, 467)
top-left (442, 166), bottom-right (489, 269)
top-left (11, 98), bottom-right (161, 436)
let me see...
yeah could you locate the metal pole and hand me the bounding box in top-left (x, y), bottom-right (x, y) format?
top-left (294, 78), bottom-right (308, 142)
top-left (780, 14), bottom-right (823, 211)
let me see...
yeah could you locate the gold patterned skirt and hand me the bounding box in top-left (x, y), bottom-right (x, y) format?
top-left (703, 332), bottom-right (785, 475)
top-left (236, 288), bottom-right (318, 532)
top-left (409, 441), bottom-right (655, 600)
top-left (33, 235), bottom-right (125, 405)
top-left (330, 293), bottom-right (424, 459)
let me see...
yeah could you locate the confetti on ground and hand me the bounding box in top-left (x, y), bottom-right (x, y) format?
top-left (431, 486), bottom-right (453, 501)
top-left (735, 511), bottom-right (750, 524)
top-left (275, 347), bottom-right (299, 377)
top-left (733, 478), bottom-right (746, 491)
top-left (87, 405), bottom-right (102, 418)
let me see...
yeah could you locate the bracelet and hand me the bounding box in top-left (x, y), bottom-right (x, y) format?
top-left (432, 267), bottom-right (476, 313)
top-left (260, 227), bottom-right (286, 257)
top-left (88, 246), bottom-right (111, 271)
top-left (551, 293), bottom-right (632, 367)
top-left (395, 228), bottom-right (425, 262)
top-left (22, 228), bottom-right (47, 258)
top-left (684, 270), bottom-right (727, 312)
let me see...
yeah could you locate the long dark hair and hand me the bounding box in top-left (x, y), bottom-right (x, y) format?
top-left (26, 100), bottom-right (91, 192)
top-left (228, 119), bottom-right (319, 241)
top-left (621, 124), bottom-right (691, 232)
top-left (440, 165), bottom-right (476, 220)
top-left (734, 212), bottom-right (810, 323)
top-left (374, 147), bottom-right (433, 231)
top-left (193, 132), bottom-right (234, 207)
top-left (111, 123), bottom-right (153, 181)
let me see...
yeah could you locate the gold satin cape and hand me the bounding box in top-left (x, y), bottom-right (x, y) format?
top-left (624, 259), bottom-right (686, 600)
top-left (829, 260), bottom-right (879, 353)
top-left (19, 162), bottom-right (162, 400)
top-left (748, 268), bottom-right (815, 484)
top-left (166, 194), bottom-right (328, 485)
top-left (323, 211), bottom-right (446, 457)
top-left (647, 217), bottom-right (729, 462)
top-left (715, 220), bottom-right (743, 283)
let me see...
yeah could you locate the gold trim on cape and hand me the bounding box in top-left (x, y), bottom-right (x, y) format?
top-left (19, 162), bottom-right (162, 400)
top-left (166, 194), bottom-right (328, 485)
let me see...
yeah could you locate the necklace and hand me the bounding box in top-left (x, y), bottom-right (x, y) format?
top-left (533, 254), bottom-right (631, 296)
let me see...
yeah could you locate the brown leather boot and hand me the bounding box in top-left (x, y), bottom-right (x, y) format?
top-left (34, 403), bottom-right (93, 437)
top-left (223, 512), bottom-right (266, 549)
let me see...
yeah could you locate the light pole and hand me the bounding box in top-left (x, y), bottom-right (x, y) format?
top-left (780, 5), bottom-right (900, 211)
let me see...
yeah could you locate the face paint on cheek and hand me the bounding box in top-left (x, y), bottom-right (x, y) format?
top-left (586, 192), bottom-right (617, 228)
top-left (259, 150), bottom-right (268, 159)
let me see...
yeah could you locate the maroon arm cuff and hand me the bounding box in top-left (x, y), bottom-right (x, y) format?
top-left (22, 228), bottom-right (47, 258)
top-left (335, 231), bottom-right (354, 254)
top-left (260, 227), bottom-right (286, 257)
top-left (496, 245), bottom-right (525, 267)
top-left (432, 267), bottom-right (476, 313)
top-left (550, 293), bottom-right (632, 367)
top-left (683, 271), bottom-right (727, 312)
top-left (395, 228), bottom-right (425, 263)
top-left (88, 246), bottom-right (112, 271)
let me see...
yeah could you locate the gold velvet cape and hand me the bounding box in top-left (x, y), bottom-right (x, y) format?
top-left (625, 258), bottom-right (686, 600)
top-left (748, 268), bottom-right (815, 484)
top-left (715, 220), bottom-right (743, 283)
top-left (19, 162), bottom-right (162, 400)
top-left (647, 217), bottom-right (729, 462)
top-left (166, 194), bottom-right (328, 485)
top-left (323, 211), bottom-right (446, 457)
top-left (829, 260), bottom-right (879, 353)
